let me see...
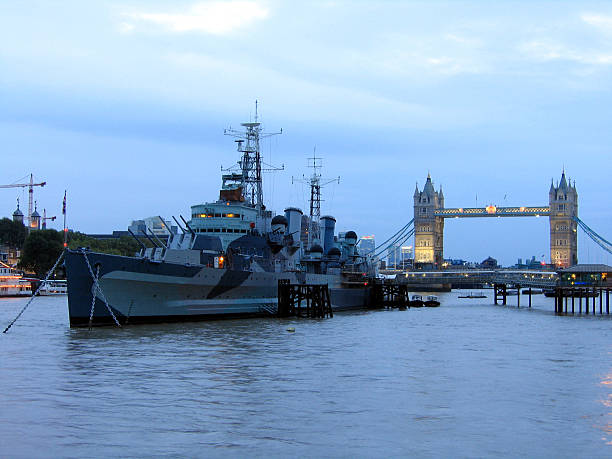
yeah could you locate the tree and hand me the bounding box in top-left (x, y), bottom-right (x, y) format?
top-left (19, 229), bottom-right (64, 277)
top-left (0, 217), bottom-right (27, 248)
top-left (67, 232), bottom-right (145, 257)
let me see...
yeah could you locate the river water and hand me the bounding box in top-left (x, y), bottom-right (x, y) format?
top-left (1, 292), bottom-right (610, 458)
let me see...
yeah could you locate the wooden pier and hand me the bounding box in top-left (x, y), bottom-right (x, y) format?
top-left (370, 282), bottom-right (410, 309)
top-left (553, 287), bottom-right (611, 315)
top-left (277, 280), bottom-right (333, 318)
top-left (493, 283), bottom-right (538, 308)
top-left (494, 282), bottom-right (611, 315)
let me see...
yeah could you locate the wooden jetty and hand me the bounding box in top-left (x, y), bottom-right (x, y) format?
top-left (493, 283), bottom-right (538, 308)
top-left (553, 287), bottom-right (610, 315)
top-left (277, 280), bottom-right (333, 318)
top-left (494, 282), bottom-right (611, 315)
top-left (370, 281), bottom-right (410, 309)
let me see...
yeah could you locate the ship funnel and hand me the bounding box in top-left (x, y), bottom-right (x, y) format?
top-left (284, 207), bottom-right (303, 247)
top-left (320, 215), bottom-right (336, 254)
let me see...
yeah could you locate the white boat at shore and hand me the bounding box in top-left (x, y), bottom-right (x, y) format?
top-left (36, 279), bottom-right (67, 295)
top-left (0, 262), bottom-right (32, 297)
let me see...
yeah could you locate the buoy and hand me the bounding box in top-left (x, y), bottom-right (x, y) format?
top-left (286, 327), bottom-right (295, 332)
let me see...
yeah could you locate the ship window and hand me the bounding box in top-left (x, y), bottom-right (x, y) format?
top-left (214, 213), bottom-right (221, 218)
top-left (214, 228), bottom-right (220, 233)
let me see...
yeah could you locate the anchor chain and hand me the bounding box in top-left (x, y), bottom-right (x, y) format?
top-left (3, 249), bottom-right (66, 334)
top-left (88, 265), bottom-right (99, 329)
top-left (80, 249), bottom-right (121, 328)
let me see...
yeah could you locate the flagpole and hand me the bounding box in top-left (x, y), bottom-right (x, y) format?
top-left (62, 190), bottom-right (67, 248)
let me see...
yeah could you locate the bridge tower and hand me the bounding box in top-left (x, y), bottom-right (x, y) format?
top-left (549, 171), bottom-right (578, 268)
top-left (414, 174), bottom-right (444, 269)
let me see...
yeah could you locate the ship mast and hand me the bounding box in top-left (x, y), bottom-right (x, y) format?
top-left (223, 101), bottom-right (283, 218)
top-left (295, 149), bottom-right (339, 247)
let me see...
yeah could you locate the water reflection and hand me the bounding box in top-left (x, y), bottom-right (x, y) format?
top-left (1, 294), bottom-right (610, 457)
top-left (598, 370), bottom-right (612, 445)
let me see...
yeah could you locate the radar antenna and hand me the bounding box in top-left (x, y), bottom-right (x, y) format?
top-left (222, 100), bottom-right (283, 219)
top-left (293, 147), bottom-right (340, 247)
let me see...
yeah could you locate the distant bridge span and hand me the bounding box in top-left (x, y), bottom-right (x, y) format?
top-left (435, 206), bottom-right (550, 218)
top-left (413, 171), bottom-right (576, 269)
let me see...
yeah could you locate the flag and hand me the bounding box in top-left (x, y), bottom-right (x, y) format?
top-left (62, 191), bottom-right (66, 215)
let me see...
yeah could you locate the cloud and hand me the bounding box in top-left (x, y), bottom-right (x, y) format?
top-left (126, 1), bottom-right (269, 35)
top-left (520, 40), bottom-right (612, 66)
top-left (581, 13), bottom-right (612, 31)
top-left (118, 22), bottom-right (135, 34)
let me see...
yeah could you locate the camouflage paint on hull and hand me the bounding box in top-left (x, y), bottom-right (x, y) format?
top-left (65, 250), bottom-right (369, 327)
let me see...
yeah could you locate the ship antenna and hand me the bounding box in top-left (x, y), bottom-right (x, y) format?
top-left (294, 147), bottom-right (340, 248)
top-left (222, 104), bottom-right (283, 226)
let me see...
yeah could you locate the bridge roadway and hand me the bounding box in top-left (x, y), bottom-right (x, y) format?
top-left (434, 206), bottom-right (550, 218)
top-left (382, 269), bottom-right (558, 289)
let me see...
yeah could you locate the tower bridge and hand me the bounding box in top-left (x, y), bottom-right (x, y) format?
top-left (413, 171), bottom-right (578, 269)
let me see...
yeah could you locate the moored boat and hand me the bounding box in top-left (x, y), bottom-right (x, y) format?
top-left (36, 279), bottom-right (67, 295)
top-left (424, 295), bottom-right (440, 307)
top-left (458, 291), bottom-right (487, 299)
top-left (409, 294), bottom-right (424, 307)
top-left (0, 262), bottom-right (32, 297)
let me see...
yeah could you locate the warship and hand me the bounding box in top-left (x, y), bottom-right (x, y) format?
top-left (65, 110), bottom-right (375, 326)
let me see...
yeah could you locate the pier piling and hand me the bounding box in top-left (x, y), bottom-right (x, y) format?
top-left (277, 280), bottom-right (333, 318)
top-left (552, 287), bottom-right (610, 316)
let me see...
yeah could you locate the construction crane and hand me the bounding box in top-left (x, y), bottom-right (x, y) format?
top-left (41, 208), bottom-right (56, 230)
top-left (0, 174), bottom-right (46, 228)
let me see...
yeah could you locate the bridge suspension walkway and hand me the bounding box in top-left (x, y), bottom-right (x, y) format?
top-left (573, 217), bottom-right (612, 256)
top-left (364, 219), bottom-right (414, 260)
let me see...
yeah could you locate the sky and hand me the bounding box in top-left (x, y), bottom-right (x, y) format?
top-left (1, 0), bottom-right (611, 266)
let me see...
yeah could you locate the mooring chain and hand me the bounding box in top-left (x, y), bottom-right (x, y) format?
top-left (80, 249), bottom-right (121, 328)
top-left (3, 249), bottom-right (66, 334)
top-left (87, 265), bottom-right (99, 329)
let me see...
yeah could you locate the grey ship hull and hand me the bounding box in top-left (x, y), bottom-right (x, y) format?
top-left (65, 250), bottom-right (369, 327)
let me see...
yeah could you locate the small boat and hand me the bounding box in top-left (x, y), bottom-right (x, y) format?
top-left (521, 288), bottom-right (543, 295)
top-left (424, 295), bottom-right (440, 307)
top-left (458, 291), bottom-right (487, 299)
top-left (409, 294), bottom-right (424, 307)
top-left (36, 279), bottom-right (67, 295)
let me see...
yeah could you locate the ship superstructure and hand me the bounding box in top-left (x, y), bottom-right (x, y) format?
top-left (188, 105), bottom-right (282, 249)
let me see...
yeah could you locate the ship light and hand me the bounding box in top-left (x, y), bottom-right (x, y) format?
top-left (486, 205), bottom-right (496, 214)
